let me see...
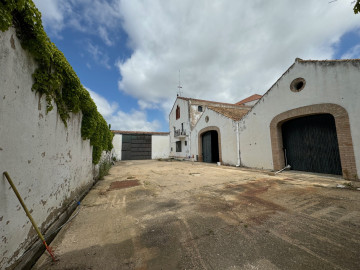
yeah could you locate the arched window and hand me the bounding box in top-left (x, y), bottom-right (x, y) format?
top-left (176, 105), bottom-right (180, 120)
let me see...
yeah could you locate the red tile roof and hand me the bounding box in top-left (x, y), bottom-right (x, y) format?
top-left (235, 94), bottom-right (262, 105)
top-left (208, 106), bottom-right (250, 121)
top-left (112, 130), bottom-right (169, 135)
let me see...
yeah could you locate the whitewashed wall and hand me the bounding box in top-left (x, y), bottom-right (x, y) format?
top-left (112, 134), bottom-right (122, 160)
top-left (169, 98), bottom-right (191, 158)
top-left (0, 27), bottom-right (94, 269)
top-left (191, 108), bottom-right (239, 166)
top-left (239, 60), bottom-right (360, 175)
top-left (152, 135), bottom-right (170, 159)
top-left (189, 104), bottom-right (204, 128)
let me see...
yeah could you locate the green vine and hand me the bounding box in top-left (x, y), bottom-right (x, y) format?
top-left (355, 0), bottom-right (360, 14)
top-left (0, 0), bottom-right (113, 164)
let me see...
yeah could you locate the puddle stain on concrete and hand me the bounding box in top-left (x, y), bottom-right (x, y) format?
top-left (108, 180), bottom-right (140, 191)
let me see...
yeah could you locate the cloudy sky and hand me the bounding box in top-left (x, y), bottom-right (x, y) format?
top-left (33, 0), bottom-right (360, 132)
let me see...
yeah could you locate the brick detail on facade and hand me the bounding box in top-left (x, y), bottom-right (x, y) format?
top-left (197, 126), bottom-right (222, 163)
top-left (270, 103), bottom-right (357, 180)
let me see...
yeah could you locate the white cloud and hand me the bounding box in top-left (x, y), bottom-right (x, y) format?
top-left (138, 100), bottom-right (159, 110)
top-left (34, 0), bottom-right (122, 44)
top-left (33, 0), bottom-right (68, 35)
top-left (98, 26), bottom-right (113, 46)
top-left (341, 44), bottom-right (360, 59)
top-left (87, 88), bottom-right (118, 118)
top-left (35, 0), bottom-right (360, 126)
top-left (116, 0), bottom-right (360, 108)
top-left (87, 43), bottom-right (111, 69)
top-left (87, 87), bottom-right (160, 131)
top-left (108, 110), bottom-right (161, 131)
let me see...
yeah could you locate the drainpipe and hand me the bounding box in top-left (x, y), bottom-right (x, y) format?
top-left (189, 127), bottom-right (191, 160)
top-left (236, 122), bottom-right (241, 167)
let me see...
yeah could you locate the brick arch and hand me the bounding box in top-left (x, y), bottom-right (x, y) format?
top-left (198, 126), bottom-right (222, 163)
top-left (270, 103), bottom-right (357, 180)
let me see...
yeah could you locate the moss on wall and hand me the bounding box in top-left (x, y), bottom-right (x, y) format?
top-left (0, 0), bottom-right (113, 164)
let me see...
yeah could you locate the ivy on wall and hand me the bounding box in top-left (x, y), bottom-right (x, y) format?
top-left (0, 0), bottom-right (113, 164)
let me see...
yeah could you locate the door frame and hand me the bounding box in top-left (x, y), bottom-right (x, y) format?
top-left (198, 126), bottom-right (222, 163)
top-left (270, 104), bottom-right (357, 179)
top-left (281, 113), bottom-right (342, 175)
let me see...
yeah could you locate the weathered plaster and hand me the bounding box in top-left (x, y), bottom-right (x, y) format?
top-left (0, 27), bottom-right (94, 268)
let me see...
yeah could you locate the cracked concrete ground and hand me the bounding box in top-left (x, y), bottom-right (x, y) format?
top-left (33, 160), bottom-right (360, 270)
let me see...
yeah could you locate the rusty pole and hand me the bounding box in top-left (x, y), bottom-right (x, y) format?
top-left (3, 171), bottom-right (56, 261)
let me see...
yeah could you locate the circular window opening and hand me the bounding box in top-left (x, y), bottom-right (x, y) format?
top-left (205, 116), bottom-right (209, 123)
top-left (290, 78), bottom-right (306, 92)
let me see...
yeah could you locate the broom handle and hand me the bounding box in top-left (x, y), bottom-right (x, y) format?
top-left (3, 172), bottom-right (45, 242)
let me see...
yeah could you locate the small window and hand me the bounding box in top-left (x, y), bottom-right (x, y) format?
top-left (198, 106), bottom-right (203, 112)
top-left (176, 141), bottom-right (182, 152)
top-left (171, 147), bottom-right (173, 152)
top-left (176, 105), bottom-right (180, 120)
top-left (185, 141), bottom-right (187, 146)
top-left (290, 78), bottom-right (306, 92)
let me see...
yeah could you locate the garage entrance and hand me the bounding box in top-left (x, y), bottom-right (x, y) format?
top-left (121, 134), bottom-right (151, 160)
top-left (282, 114), bottom-right (342, 175)
top-left (201, 130), bottom-right (219, 163)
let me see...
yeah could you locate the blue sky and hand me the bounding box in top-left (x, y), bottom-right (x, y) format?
top-left (33, 0), bottom-right (360, 132)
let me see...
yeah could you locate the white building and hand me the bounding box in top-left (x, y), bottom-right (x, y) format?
top-left (239, 58), bottom-right (360, 180)
top-left (168, 96), bottom-right (253, 163)
top-left (190, 106), bottom-right (249, 166)
top-left (169, 58), bottom-right (360, 180)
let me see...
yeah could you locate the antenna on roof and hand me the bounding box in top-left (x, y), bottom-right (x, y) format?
top-left (177, 69), bottom-right (183, 97)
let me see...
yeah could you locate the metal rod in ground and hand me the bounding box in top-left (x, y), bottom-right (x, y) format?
top-left (3, 171), bottom-right (56, 262)
top-left (275, 164), bottom-right (291, 174)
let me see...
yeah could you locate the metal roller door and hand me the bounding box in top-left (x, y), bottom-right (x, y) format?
top-left (282, 114), bottom-right (342, 175)
top-left (122, 134), bottom-right (152, 160)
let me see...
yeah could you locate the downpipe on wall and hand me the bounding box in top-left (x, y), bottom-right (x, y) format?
top-left (236, 122), bottom-right (241, 167)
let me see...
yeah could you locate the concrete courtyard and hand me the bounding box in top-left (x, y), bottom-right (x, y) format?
top-left (33, 160), bottom-right (360, 270)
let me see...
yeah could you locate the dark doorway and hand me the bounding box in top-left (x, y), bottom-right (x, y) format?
top-left (122, 134), bottom-right (152, 160)
top-left (202, 130), bottom-right (219, 163)
top-left (282, 114), bottom-right (342, 175)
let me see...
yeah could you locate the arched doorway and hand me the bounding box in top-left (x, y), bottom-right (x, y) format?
top-left (282, 114), bottom-right (342, 175)
top-left (270, 104), bottom-right (357, 179)
top-left (201, 130), bottom-right (219, 163)
top-left (198, 126), bottom-right (222, 163)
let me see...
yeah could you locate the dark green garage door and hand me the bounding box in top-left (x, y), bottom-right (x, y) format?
top-left (122, 134), bottom-right (152, 160)
top-left (202, 130), bottom-right (219, 163)
top-left (282, 114), bottom-right (342, 175)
